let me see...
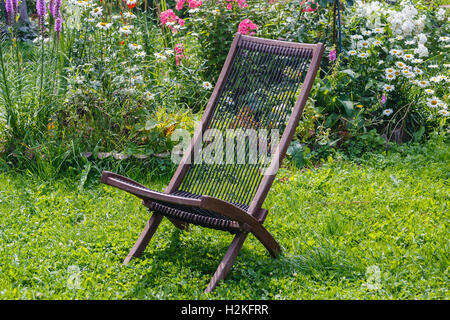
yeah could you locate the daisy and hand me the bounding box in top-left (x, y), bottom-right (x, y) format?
top-left (122, 12), bottom-right (136, 19)
top-left (134, 51), bottom-right (146, 58)
top-left (382, 109), bottom-right (393, 116)
top-left (438, 109), bottom-right (449, 116)
top-left (439, 36), bottom-right (449, 42)
top-left (119, 25), bottom-right (133, 35)
top-left (395, 61), bottom-right (406, 69)
top-left (383, 84), bottom-right (395, 92)
top-left (389, 49), bottom-right (399, 55)
top-left (385, 68), bottom-right (395, 74)
top-left (128, 43), bottom-right (142, 50)
top-left (130, 75), bottom-right (143, 85)
top-left (438, 102), bottom-right (447, 109)
top-left (427, 97), bottom-right (441, 108)
top-left (224, 97), bottom-right (234, 105)
top-left (348, 50), bottom-right (357, 56)
top-left (351, 35), bottom-right (363, 41)
top-left (202, 81), bottom-right (213, 90)
top-left (143, 92), bottom-right (155, 100)
top-left (412, 58), bottom-right (423, 64)
top-left (386, 73), bottom-right (397, 81)
top-left (390, 49), bottom-right (403, 57)
top-left (413, 67), bottom-right (423, 75)
top-left (416, 80), bottom-right (429, 87)
top-left (90, 7), bottom-right (102, 17)
top-left (154, 52), bottom-right (167, 61)
top-left (373, 27), bottom-right (384, 34)
top-left (75, 0), bottom-right (91, 7)
top-left (428, 64), bottom-right (439, 69)
top-left (401, 69), bottom-right (415, 78)
top-left (358, 52), bottom-right (369, 58)
top-left (362, 30), bottom-right (372, 36)
top-left (164, 49), bottom-right (174, 56)
top-left (424, 89), bottom-right (434, 95)
top-left (358, 40), bottom-right (371, 49)
top-left (402, 53), bottom-right (414, 60)
top-left (96, 22), bottom-right (112, 30)
top-left (430, 76), bottom-right (442, 83)
top-left (372, 39), bottom-right (382, 46)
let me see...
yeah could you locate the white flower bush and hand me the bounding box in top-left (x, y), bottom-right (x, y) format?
top-left (311, 0), bottom-right (449, 144)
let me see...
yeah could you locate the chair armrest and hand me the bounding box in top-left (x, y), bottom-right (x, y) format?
top-left (200, 196), bottom-right (260, 229)
top-left (101, 171), bottom-right (202, 207)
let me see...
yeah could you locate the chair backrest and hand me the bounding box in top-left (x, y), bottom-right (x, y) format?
top-left (167, 34), bottom-right (324, 215)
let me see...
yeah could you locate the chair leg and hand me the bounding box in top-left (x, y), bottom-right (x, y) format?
top-left (205, 231), bottom-right (248, 293)
top-left (168, 218), bottom-right (189, 231)
top-left (250, 225), bottom-right (282, 258)
top-left (123, 213), bottom-right (164, 264)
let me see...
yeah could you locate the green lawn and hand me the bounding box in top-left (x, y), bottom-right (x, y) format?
top-left (0, 138), bottom-right (448, 299)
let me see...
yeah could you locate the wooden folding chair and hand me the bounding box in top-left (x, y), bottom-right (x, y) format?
top-left (101, 34), bottom-right (323, 292)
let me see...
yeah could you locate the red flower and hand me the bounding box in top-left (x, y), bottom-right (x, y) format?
top-left (126, 0), bottom-right (137, 9)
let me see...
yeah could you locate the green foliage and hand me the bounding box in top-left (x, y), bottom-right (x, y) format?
top-left (0, 139), bottom-right (448, 299)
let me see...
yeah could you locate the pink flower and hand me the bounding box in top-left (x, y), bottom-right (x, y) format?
top-left (300, 0), bottom-right (318, 12)
top-left (329, 49), bottom-right (337, 61)
top-left (160, 9), bottom-right (185, 32)
top-left (176, 54), bottom-right (185, 66)
top-left (175, 0), bottom-right (185, 10)
top-left (188, 0), bottom-right (202, 8)
top-left (175, 43), bottom-right (184, 54)
top-left (237, 0), bottom-right (248, 8)
top-left (160, 9), bottom-right (177, 25)
top-left (222, 0), bottom-right (247, 10)
top-left (381, 94), bottom-right (387, 105)
top-left (238, 19), bottom-right (258, 35)
top-left (176, 0), bottom-right (202, 10)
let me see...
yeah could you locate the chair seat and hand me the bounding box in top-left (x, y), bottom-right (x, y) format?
top-left (148, 200), bottom-right (242, 233)
top-left (102, 171), bottom-right (248, 232)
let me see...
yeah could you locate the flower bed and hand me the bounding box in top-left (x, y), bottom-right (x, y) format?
top-left (0, 0), bottom-right (448, 176)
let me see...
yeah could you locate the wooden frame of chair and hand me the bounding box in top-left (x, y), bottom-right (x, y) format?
top-left (101, 34), bottom-right (324, 293)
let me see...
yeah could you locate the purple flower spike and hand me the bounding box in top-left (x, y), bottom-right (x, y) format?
top-left (36, 0), bottom-right (47, 31)
top-left (329, 49), bottom-right (337, 62)
top-left (381, 94), bottom-right (387, 105)
top-left (54, 0), bottom-right (62, 15)
top-left (5, 0), bottom-right (13, 25)
top-left (36, 0), bottom-right (47, 17)
top-left (49, 0), bottom-right (56, 17)
top-left (55, 16), bottom-right (63, 33)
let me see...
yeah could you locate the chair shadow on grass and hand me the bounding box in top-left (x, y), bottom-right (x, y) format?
top-left (124, 225), bottom-right (362, 296)
top-left (126, 226), bottom-right (277, 293)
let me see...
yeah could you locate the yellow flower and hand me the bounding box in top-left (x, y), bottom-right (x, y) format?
top-left (47, 122), bottom-right (55, 130)
top-left (165, 124), bottom-right (176, 136)
top-left (357, 104), bottom-right (363, 108)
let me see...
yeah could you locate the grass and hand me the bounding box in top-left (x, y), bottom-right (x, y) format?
top-left (0, 137), bottom-right (448, 299)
